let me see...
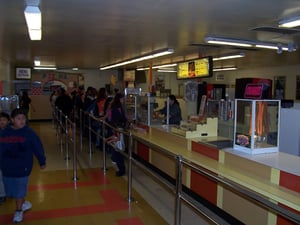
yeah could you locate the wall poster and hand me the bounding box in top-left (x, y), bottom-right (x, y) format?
top-left (273, 76), bottom-right (286, 99)
top-left (274, 76), bottom-right (285, 99)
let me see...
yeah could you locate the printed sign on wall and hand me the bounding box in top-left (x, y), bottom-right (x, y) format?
top-left (16, 68), bottom-right (31, 79)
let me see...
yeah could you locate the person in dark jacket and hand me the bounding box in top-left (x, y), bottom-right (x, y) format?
top-left (157, 94), bottom-right (182, 125)
top-left (106, 93), bottom-right (127, 176)
top-left (55, 87), bottom-right (73, 118)
top-left (0, 108), bottom-right (46, 223)
top-left (20, 91), bottom-right (33, 120)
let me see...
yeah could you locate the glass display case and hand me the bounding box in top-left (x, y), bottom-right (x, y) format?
top-left (233, 99), bottom-right (280, 154)
top-left (0, 95), bottom-right (19, 114)
top-left (137, 93), bottom-right (162, 126)
top-left (124, 88), bottom-right (142, 121)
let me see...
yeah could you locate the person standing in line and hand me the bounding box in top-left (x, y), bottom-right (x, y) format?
top-left (0, 112), bottom-right (10, 204)
top-left (49, 90), bottom-right (58, 109)
top-left (20, 91), bottom-right (34, 120)
top-left (0, 108), bottom-right (46, 223)
top-left (55, 87), bottom-right (73, 118)
top-left (95, 87), bottom-right (107, 148)
top-left (73, 85), bottom-right (85, 121)
top-left (107, 93), bottom-right (127, 176)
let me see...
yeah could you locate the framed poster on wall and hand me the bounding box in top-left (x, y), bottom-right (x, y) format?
top-left (274, 76), bottom-right (285, 99)
top-left (16, 67), bottom-right (31, 79)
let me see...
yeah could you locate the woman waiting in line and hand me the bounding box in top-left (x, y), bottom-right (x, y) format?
top-left (106, 93), bottom-right (127, 177)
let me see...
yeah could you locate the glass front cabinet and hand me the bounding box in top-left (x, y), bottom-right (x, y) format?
top-left (233, 99), bottom-right (280, 154)
top-left (137, 93), bottom-right (162, 126)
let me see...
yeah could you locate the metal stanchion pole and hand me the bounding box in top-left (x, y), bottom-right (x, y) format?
top-left (80, 109), bottom-right (83, 152)
top-left (127, 132), bottom-right (134, 203)
top-left (65, 115), bottom-right (70, 161)
top-left (174, 155), bottom-right (183, 225)
top-left (72, 122), bottom-right (79, 182)
top-left (88, 114), bottom-right (92, 157)
top-left (102, 121), bottom-right (107, 173)
top-left (59, 110), bottom-right (63, 153)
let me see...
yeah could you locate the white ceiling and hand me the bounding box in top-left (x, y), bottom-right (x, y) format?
top-left (1, 0), bottom-right (300, 71)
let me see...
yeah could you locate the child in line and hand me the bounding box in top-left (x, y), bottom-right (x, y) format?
top-left (0, 111), bottom-right (10, 204)
top-left (0, 108), bottom-right (46, 223)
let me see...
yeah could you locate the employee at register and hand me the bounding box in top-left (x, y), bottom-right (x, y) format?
top-left (155, 95), bottom-right (182, 125)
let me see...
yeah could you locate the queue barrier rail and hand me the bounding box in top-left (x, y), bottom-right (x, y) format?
top-left (61, 109), bottom-right (300, 225)
top-left (54, 107), bottom-right (78, 182)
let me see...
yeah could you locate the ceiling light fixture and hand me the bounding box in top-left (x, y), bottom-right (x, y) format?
top-left (213, 52), bottom-right (245, 61)
top-left (34, 66), bottom-right (57, 70)
top-left (24, 6), bottom-right (42, 40)
top-left (279, 16), bottom-right (300, 28)
top-left (205, 37), bottom-right (253, 47)
top-left (255, 44), bottom-right (289, 51)
top-left (213, 67), bottom-right (237, 72)
top-left (157, 69), bottom-right (177, 73)
top-left (99, 48), bottom-right (174, 70)
top-left (34, 60), bottom-right (41, 66)
top-left (205, 36), bottom-right (296, 52)
top-left (136, 63), bottom-right (177, 71)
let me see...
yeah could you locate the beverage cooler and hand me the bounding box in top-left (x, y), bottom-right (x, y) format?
top-left (197, 83), bottom-right (226, 114)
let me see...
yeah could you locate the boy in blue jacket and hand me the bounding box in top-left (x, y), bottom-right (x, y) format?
top-left (0, 108), bottom-right (46, 223)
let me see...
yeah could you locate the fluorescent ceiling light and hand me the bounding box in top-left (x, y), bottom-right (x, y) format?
top-left (24, 6), bottom-right (42, 40)
top-left (279, 17), bottom-right (300, 28)
top-left (34, 60), bottom-right (40, 66)
top-left (34, 66), bottom-right (57, 70)
top-left (255, 44), bottom-right (289, 51)
top-left (205, 37), bottom-right (252, 47)
top-left (24, 6), bottom-right (41, 29)
top-left (28, 29), bottom-right (42, 40)
top-left (255, 44), bottom-right (278, 50)
top-left (205, 36), bottom-right (296, 52)
top-left (213, 52), bottom-right (245, 61)
top-left (99, 48), bottom-right (174, 70)
top-left (137, 63), bottom-right (177, 71)
top-left (157, 69), bottom-right (177, 73)
top-left (213, 67), bottom-right (237, 72)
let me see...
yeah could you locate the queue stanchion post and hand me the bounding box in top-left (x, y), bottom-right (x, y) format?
top-left (72, 122), bottom-right (79, 183)
top-left (127, 131), bottom-right (134, 203)
top-left (174, 155), bottom-right (183, 225)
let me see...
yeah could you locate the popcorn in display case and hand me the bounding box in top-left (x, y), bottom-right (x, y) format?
top-left (233, 99), bottom-right (280, 154)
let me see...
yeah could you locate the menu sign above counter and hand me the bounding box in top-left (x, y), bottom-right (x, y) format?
top-left (177, 56), bottom-right (213, 79)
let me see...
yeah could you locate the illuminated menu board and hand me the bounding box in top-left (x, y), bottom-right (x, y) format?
top-left (177, 56), bottom-right (213, 79)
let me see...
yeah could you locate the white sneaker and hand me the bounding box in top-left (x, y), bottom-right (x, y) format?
top-left (13, 210), bottom-right (23, 223)
top-left (22, 201), bottom-right (32, 212)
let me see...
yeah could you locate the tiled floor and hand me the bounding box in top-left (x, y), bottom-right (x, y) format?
top-left (0, 122), bottom-right (209, 225)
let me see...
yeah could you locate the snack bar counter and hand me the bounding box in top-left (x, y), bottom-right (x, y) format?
top-left (131, 125), bottom-right (300, 225)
